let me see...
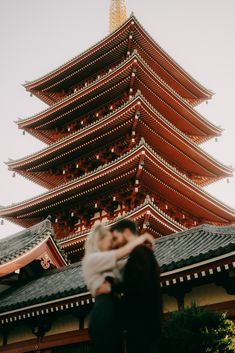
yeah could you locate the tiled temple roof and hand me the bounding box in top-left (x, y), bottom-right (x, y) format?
top-left (0, 223), bottom-right (235, 314)
top-left (0, 262), bottom-right (86, 314)
top-left (157, 223), bottom-right (235, 272)
top-left (0, 218), bottom-right (67, 268)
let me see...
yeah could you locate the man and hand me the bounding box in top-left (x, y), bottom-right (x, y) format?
top-left (111, 219), bottom-right (162, 353)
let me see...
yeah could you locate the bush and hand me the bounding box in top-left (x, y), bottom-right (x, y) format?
top-left (160, 304), bottom-right (235, 353)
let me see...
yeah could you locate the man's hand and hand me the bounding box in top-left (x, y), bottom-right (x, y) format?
top-left (95, 281), bottom-right (112, 296)
top-left (142, 232), bottom-right (155, 250)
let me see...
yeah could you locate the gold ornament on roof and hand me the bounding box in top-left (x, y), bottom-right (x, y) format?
top-left (109, 0), bottom-right (127, 33)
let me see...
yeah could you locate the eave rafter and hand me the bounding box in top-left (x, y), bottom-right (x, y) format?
top-left (1, 141), bottom-right (235, 228)
top-left (59, 197), bottom-right (186, 251)
top-left (18, 57), bottom-right (134, 130)
top-left (31, 39), bottom-right (129, 106)
top-left (8, 96), bottom-right (232, 190)
top-left (18, 53), bottom-right (220, 149)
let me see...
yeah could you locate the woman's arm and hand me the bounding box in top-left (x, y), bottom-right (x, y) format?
top-left (83, 234), bottom-right (154, 272)
top-left (115, 233), bottom-right (154, 260)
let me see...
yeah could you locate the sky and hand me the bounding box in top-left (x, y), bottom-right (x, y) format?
top-left (0, 0), bottom-right (235, 238)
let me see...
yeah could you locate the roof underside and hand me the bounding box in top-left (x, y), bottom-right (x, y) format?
top-left (9, 97), bottom-right (232, 190)
top-left (18, 55), bottom-right (220, 140)
top-left (1, 143), bottom-right (235, 227)
top-left (58, 198), bottom-right (186, 250)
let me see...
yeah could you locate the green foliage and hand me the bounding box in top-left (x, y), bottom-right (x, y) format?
top-left (160, 304), bottom-right (235, 353)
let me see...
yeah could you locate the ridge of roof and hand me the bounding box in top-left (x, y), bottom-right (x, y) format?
top-left (158, 223), bottom-right (235, 243)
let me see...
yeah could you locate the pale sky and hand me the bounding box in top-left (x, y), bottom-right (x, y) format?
top-left (0, 0), bottom-right (235, 238)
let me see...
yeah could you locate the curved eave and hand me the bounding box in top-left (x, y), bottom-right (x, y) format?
top-left (132, 16), bottom-right (213, 99)
top-left (10, 99), bottom-right (137, 169)
top-left (138, 100), bottom-right (232, 177)
top-left (1, 142), bottom-right (235, 225)
top-left (18, 54), bottom-right (221, 139)
top-left (18, 57), bottom-right (134, 129)
top-left (59, 200), bottom-right (185, 250)
top-left (8, 96), bottom-right (232, 184)
top-left (24, 16), bottom-right (212, 102)
top-left (0, 236), bottom-right (67, 278)
top-left (134, 55), bottom-right (220, 136)
top-left (23, 17), bottom-right (133, 92)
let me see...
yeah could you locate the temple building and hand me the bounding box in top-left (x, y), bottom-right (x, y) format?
top-left (0, 1), bottom-right (235, 352)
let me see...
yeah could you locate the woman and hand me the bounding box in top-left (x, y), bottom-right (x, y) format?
top-left (82, 223), bottom-right (154, 353)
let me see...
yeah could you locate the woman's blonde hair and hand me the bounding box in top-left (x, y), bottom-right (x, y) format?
top-left (84, 223), bottom-right (109, 255)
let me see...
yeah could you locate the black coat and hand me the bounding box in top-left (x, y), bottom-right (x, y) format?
top-left (122, 244), bottom-right (162, 341)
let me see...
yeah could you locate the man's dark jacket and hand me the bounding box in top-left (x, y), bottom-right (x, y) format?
top-left (122, 244), bottom-right (162, 352)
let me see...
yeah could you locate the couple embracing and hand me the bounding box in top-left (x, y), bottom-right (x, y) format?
top-left (82, 219), bottom-right (162, 353)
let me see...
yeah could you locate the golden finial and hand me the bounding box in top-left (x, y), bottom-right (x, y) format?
top-left (109, 0), bottom-right (127, 33)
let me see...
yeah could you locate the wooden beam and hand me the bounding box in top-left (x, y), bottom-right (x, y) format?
top-left (202, 300), bottom-right (235, 319)
top-left (0, 329), bottom-right (89, 353)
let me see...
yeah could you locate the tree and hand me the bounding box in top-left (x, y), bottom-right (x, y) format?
top-left (160, 304), bottom-right (235, 353)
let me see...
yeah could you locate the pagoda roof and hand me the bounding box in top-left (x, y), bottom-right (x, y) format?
top-left (0, 223), bottom-right (235, 318)
top-left (8, 95), bottom-right (232, 189)
top-left (24, 16), bottom-right (212, 103)
top-left (18, 54), bottom-right (220, 140)
top-left (1, 141), bottom-right (235, 227)
top-left (0, 218), bottom-right (67, 278)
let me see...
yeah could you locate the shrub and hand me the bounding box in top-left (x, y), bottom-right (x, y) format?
top-left (160, 304), bottom-right (235, 353)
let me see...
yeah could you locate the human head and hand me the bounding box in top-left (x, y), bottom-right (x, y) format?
top-left (84, 224), bottom-right (113, 255)
top-left (110, 219), bottom-right (138, 248)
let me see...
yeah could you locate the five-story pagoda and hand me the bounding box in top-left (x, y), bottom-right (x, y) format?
top-left (1, 2), bottom-right (235, 352)
top-left (1, 0), bottom-right (235, 263)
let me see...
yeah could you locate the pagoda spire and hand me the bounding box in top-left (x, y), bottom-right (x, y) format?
top-left (109, 0), bottom-right (127, 33)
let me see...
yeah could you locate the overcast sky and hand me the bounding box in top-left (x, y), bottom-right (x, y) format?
top-left (0, 0), bottom-right (235, 238)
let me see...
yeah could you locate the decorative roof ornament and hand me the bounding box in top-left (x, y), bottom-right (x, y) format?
top-left (109, 0), bottom-right (127, 33)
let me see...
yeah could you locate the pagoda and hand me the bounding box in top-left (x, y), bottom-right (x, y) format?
top-left (0, 2), bottom-right (235, 352)
top-left (1, 7), bottom-right (235, 262)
